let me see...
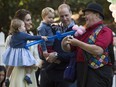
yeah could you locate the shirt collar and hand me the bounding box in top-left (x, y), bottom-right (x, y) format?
top-left (62, 20), bottom-right (75, 32)
top-left (67, 20), bottom-right (75, 28)
top-left (86, 21), bottom-right (103, 31)
top-left (41, 21), bottom-right (51, 26)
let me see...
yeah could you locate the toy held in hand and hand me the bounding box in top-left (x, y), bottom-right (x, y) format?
top-left (72, 25), bottom-right (86, 36)
top-left (25, 25), bottom-right (86, 48)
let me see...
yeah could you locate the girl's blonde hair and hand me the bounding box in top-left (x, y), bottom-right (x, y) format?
top-left (9, 18), bottom-right (23, 34)
top-left (41, 7), bottom-right (55, 19)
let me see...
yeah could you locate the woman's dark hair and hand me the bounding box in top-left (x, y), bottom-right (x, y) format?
top-left (8, 9), bottom-right (31, 35)
top-left (0, 66), bottom-right (6, 87)
top-left (14, 9), bottom-right (31, 21)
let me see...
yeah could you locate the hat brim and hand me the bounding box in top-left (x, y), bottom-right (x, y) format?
top-left (82, 8), bottom-right (104, 19)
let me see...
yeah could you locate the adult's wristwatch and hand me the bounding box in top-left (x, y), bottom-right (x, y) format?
top-left (54, 52), bottom-right (58, 58)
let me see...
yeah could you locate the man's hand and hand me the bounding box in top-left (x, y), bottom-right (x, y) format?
top-left (67, 36), bottom-right (79, 46)
top-left (46, 52), bottom-right (58, 63)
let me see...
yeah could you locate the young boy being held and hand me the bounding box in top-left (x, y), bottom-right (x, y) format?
top-left (37, 7), bottom-right (58, 61)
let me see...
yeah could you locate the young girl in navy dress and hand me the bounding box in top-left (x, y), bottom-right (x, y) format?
top-left (2, 18), bottom-right (47, 85)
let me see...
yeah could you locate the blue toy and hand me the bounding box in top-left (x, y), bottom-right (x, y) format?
top-left (25, 30), bottom-right (76, 49)
top-left (25, 25), bottom-right (86, 49)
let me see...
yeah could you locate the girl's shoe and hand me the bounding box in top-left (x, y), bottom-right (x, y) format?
top-left (5, 79), bottom-right (10, 87)
top-left (24, 75), bottom-right (32, 84)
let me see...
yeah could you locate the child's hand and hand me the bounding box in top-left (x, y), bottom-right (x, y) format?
top-left (41, 36), bottom-right (48, 41)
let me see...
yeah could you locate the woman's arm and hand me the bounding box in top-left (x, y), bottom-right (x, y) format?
top-left (5, 35), bottom-right (12, 48)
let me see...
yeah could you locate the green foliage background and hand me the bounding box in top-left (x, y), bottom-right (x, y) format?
top-left (0, 0), bottom-right (115, 37)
